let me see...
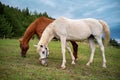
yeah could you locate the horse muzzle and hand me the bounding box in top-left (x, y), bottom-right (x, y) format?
top-left (40, 58), bottom-right (48, 66)
top-left (21, 54), bottom-right (26, 58)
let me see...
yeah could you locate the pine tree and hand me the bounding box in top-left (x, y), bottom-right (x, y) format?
top-left (0, 2), bottom-right (53, 38)
top-left (109, 39), bottom-right (120, 48)
top-left (0, 15), bottom-right (13, 38)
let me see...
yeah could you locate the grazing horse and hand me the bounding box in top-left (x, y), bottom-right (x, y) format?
top-left (35, 17), bottom-right (110, 69)
top-left (19, 16), bottom-right (78, 59)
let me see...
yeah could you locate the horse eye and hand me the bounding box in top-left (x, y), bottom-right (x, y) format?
top-left (40, 45), bottom-right (43, 47)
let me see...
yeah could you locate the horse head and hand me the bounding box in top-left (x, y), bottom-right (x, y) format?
top-left (34, 44), bottom-right (49, 66)
top-left (19, 38), bottom-right (29, 57)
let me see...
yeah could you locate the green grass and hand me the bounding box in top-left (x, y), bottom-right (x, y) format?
top-left (0, 39), bottom-right (120, 80)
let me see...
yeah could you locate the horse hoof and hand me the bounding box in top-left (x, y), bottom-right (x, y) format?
top-left (61, 66), bottom-right (66, 69)
top-left (75, 58), bottom-right (78, 61)
top-left (86, 63), bottom-right (90, 67)
top-left (61, 67), bottom-right (66, 70)
top-left (71, 62), bottom-right (75, 65)
top-left (102, 65), bottom-right (106, 68)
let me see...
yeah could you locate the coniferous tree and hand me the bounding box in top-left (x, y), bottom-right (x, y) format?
top-left (0, 2), bottom-right (54, 38)
top-left (109, 39), bottom-right (120, 48)
top-left (0, 15), bottom-right (13, 38)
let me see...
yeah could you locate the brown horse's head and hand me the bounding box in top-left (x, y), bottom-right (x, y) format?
top-left (19, 38), bottom-right (29, 57)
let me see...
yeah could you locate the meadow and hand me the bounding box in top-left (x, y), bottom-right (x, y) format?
top-left (0, 39), bottom-right (120, 80)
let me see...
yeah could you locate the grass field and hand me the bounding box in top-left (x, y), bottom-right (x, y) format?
top-left (0, 39), bottom-right (120, 80)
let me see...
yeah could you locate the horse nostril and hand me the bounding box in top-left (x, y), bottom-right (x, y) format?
top-left (44, 63), bottom-right (48, 66)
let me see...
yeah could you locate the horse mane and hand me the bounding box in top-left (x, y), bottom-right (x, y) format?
top-left (19, 19), bottom-right (37, 43)
top-left (19, 16), bottom-right (53, 43)
top-left (38, 23), bottom-right (55, 46)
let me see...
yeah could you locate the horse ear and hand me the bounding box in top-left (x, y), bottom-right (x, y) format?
top-left (34, 45), bottom-right (38, 47)
top-left (19, 38), bottom-right (23, 42)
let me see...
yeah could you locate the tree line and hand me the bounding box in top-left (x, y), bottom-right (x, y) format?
top-left (0, 2), bottom-right (53, 38)
top-left (0, 2), bottom-right (119, 48)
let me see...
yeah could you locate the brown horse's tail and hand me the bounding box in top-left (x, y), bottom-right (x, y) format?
top-left (99, 20), bottom-right (110, 47)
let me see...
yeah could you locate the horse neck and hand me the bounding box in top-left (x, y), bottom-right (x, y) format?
top-left (38, 25), bottom-right (54, 46)
top-left (22, 34), bottom-right (34, 44)
top-left (22, 24), bottom-right (35, 44)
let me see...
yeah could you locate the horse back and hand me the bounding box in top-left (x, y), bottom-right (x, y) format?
top-left (53, 17), bottom-right (103, 40)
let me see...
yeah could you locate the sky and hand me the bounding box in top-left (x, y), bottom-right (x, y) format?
top-left (0, 0), bottom-right (120, 42)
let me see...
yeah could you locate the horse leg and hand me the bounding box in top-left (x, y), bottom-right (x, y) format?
top-left (70, 41), bottom-right (78, 60)
top-left (60, 36), bottom-right (67, 69)
top-left (66, 42), bottom-right (75, 65)
top-left (86, 38), bottom-right (96, 66)
top-left (95, 36), bottom-right (106, 68)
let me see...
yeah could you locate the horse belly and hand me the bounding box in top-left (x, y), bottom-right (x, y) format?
top-left (66, 25), bottom-right (91, 40)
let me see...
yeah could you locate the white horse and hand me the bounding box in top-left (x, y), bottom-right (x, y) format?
top-left (35, 17), bottom-right (110, 69)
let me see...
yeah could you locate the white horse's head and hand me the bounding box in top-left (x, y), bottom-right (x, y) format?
top-left (34, 44), bottom-right (49, 66)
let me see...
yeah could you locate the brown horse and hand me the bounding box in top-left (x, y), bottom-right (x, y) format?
top-left (19, 16), bottom-right (78, 59)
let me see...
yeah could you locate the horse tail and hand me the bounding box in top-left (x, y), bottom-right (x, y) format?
top-left (99, 20), bottom-right (110, 47)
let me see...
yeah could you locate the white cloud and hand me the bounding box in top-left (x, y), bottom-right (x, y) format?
top-left (40, 0), bottom-right (56, 7)
top-left (96, 3), bottom-right (117, 13)
top-left (84, 0), bottom-right (99, 7)
top-left (82, 2), bottom-right (118, 18)
top-left (61, 7), bottom-right (75, 18)
top-left (83, 11), bottom-right (94, 17)
top-left (51, 7), bottom-right (75, 18)
top-left (115, 39), bottom-right (120, 44)
top-left (47, 1), bottom-right (76, 18)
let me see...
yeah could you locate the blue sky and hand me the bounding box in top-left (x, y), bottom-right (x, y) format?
top-left (1, 0), bottom-right (120, 41)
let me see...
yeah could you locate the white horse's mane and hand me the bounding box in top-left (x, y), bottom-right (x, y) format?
top-left (38, 23), bottom-right (54, 46)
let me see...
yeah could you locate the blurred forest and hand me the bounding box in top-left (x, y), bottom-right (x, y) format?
top-left (0, 2), bottom-right (119, 48)
top-left (0, 2), bottom-right (53, 38)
